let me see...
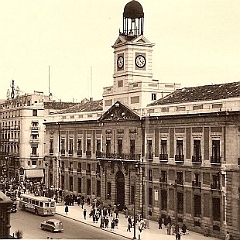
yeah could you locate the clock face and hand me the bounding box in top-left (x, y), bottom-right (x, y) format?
top-left (117, 56), bottom-right (124, 69)
top-left (135, 55), bottom-right (146, 68)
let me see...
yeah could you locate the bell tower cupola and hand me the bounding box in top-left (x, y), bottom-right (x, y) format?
top-left (122, 0), bottom-right (144, 38)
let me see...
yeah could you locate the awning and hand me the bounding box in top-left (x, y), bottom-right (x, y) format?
top-left (25, 169), bottom-right (44, 178)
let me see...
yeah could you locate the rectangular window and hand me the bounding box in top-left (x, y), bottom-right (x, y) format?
top-left (193, 140), bottom-right (201, 162)
top-left (147, 139), bottom-right (153, 160)
top-left (32, 147), bottom-right (37, 155)
top-left (194, 195), bottom-right (201, 217)
top-left (118, 80), bottom-right (123, 87)
top-left (149, 188), bottom-right (153, 205)
top-left (149, 169), bottom-right (153, 182)
top-left (96, 139), bottom-right (101, 157)
top-left (69, 176), bottom-right (73, 191)
top-left (33, 109), bottom-right (37, 116)
top-left (160, 140), bottom-right (168, 160)
top-left (151, 93), bottom-right (156, 101)
top-left (106, 139), bottom-right (111, 157)
top-left (78, 178), bottom-right (81, 193)
top-left (212, 198), bottom-right (221, 221)
top-left (175, 140), bottom-right (184, 161)
top-left (61, 138), bottom-right (65, 155)
top-left (97, 180), bottom-right (101, 197)
top-left (49, 139), bottom-right (53, 154)
top-left (77, 139), bottom-right (82, 156)
top-left (177, 192), bottom-right (184, 214)
top-left (87, 179), bottom-right (91, 195)
top-left (86, 163), bottom-right (91, 174)
top-left (130, 139), bottom-right (135, 158)
top-left (77, 163), bottom-right (81, 173)
top-left (160, 170), bottom-right (167, 182)
top-left (86, 139), bottom-right (91, 157)
top-left (211, 140), bottom-right (220, 163)
top-left (107, 182), bottom-right (111, 199)
top-left (69, 138), bottom-right (73, 155)
top-left (176, 172), bottom-right (183, 185)
top-left (117, 139), bottom-right (123, 157)
top-left (131, 96), bottom-right (140, 104)
top-left (161, 189), bottom-right (167, 210)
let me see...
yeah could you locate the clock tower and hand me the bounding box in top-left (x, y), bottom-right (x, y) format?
top-left (103, 0), bottom-right (180, 111)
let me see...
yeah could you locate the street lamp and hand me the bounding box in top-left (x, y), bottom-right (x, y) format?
top-left (56, 122), bottom-right (61, 190)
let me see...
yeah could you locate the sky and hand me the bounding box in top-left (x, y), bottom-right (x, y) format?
top-left (0, 0), bottom-right (240, 102)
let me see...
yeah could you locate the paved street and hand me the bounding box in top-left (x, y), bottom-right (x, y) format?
top-left (56, 203), bottom-right (220, 240)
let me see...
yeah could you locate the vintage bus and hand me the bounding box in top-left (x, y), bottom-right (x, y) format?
top-left (19, 194), bottom-right (56, 216)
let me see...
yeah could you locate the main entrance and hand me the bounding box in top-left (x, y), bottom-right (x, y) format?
top-left (116, 171), bottom-right (125, 210)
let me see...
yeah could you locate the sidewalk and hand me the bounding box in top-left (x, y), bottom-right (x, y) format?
top-left (56, 203), bottom-right (220, 240)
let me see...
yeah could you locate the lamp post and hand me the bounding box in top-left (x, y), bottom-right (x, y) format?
top-left (133, 181), bottom-right (136, 240)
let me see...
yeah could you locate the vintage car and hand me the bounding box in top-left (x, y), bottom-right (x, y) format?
top-left (40, 219), bottom-right (64, 232)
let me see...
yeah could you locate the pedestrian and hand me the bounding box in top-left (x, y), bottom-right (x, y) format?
top-left (166, 223), bottom-right (171, 235)
top-left (111, 219), bottom-right (115, 232)
top-left (176, 232), bottom-right (181, 240)
top-left (127, 216), bottom-right (132, 232)
top-left (81, 199), bottom-right (84, 209)
top-left (225, 232), bottom-right (231, 240)
top-left (64, 205), bottom-right (69, 215)
top-left (204, 225), bottom-right (209, 237)
top-left (115, 208), bottom-right (119, 218)
top-left (171, 223), bottom-right (175, 235)
top-left (158, 216), bottom-right (162, 229)
top-left (181, 224), bottom-right (187, 234)
top-left (105, 216), bottom-right (109, 228)
top-left (83, 208), bottom-right (87, 219)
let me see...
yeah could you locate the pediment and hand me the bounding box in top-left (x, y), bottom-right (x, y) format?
top-left (99, 101), bottom-right (140, 122)
top-left (113, 36), bottom-right (127, 47)
top-left (132, 35), bottom-right (152, 44)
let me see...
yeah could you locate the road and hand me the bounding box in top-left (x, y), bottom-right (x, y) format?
top-left (10, 209), bottom-right (127, 239)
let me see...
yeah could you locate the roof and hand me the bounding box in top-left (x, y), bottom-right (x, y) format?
top-left (124, 0), bottom-right (144, 19)
top-left (44, 101), bottom-right (79, 110)
top-left (57, 99), bottom-right (103, 114)
top-left (148, 81), bottom-right (240, 106)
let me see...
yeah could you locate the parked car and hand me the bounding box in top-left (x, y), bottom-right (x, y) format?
top-left (11, 202), bottom-right (17, 213)
top-left (40, 219), bottom-right (64, 232)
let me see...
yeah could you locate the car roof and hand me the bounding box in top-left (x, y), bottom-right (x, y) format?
top-left (47, 219), bottom-right (61, 223)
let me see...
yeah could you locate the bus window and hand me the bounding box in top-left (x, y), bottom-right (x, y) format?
top-left (32, 200), bottom-right (35, 205)
top-left (51, 202), bottom-right (55, 207)
top-left (40, 202), bottom-right (43, 207)
top-left (45, 202), bottom-right (50, 207)
top-left (36, 201), bottom-right (39, 206)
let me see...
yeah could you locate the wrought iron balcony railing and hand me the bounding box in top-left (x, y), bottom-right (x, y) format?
top-left (210, 156), bottom-right (221, 165)
top-left (175, 155), bottom-right (184, 162)
top-left (192, 181), bottom-right (201, 188)
top-left (96, 152), bottom-right (141, 160)
top-left (159, 154), bottom-right (168, 161)
top-left (192, 156), bottom-right (202, 164)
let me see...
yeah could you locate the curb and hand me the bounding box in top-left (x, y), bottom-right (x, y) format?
top-left (56, 212), bottom-right (132, 240)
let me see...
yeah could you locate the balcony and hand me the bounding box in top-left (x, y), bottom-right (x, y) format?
top-left (147, 153), bottom-right (153, 161)
top-left (192, 156), bottom-right (202, 164)
top-left (175, 155), bottom-right (184, 163)
top-left (175, 179), bottom-right (184, 186)
top-left (210, 156), bottom-right (221, 166)
top-left (30, 139), bottom-right (40, 143)
top-left (192, 181), bottom-right (201, 188)
top-left (159, 154), bottom-right (168, 162)
top-left (86, 151), bottom-right (91, 158)
top-left (68, 150), bottom-right (73, 156)
top-left (96, 152), bottom-right (141, 160)
top-left (49, 150), bottom-right (54, 155)
top-left (61, 150), bottom-right (65, 156)
top-left (77, 168), bottom-right (81, 174)
top-left (96, 151), bottom-right (102, 158)
top-left (211, 182), bottom-right (221, 191)
top-left (77, 150), bottom-right (82, 157)
top-left (30, 153), bottom-right (39, 158)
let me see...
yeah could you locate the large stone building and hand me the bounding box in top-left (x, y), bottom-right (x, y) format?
top-left (2, 1), bottom-right (239, 239)
top-left (0, 84), bottom-right (79, 182)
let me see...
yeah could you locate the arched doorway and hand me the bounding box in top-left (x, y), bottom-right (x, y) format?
top-left (116, 171), bottom-right (125, 210)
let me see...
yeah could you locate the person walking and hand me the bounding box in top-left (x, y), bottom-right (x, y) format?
top-left (225, 232), bottom-right (231, 240)
top-left (64, 205), bottom-right (69, 215)
top-left (176, 232), bottom-right (181, 240)
top-left (127, 216), bottom-right (132, 232)
top-left (158, 216), bottom-right (162, 229)
top-left (111, 219), bottom-right (115, 232)
top-left (83, 208), bottom-right (87, 220)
